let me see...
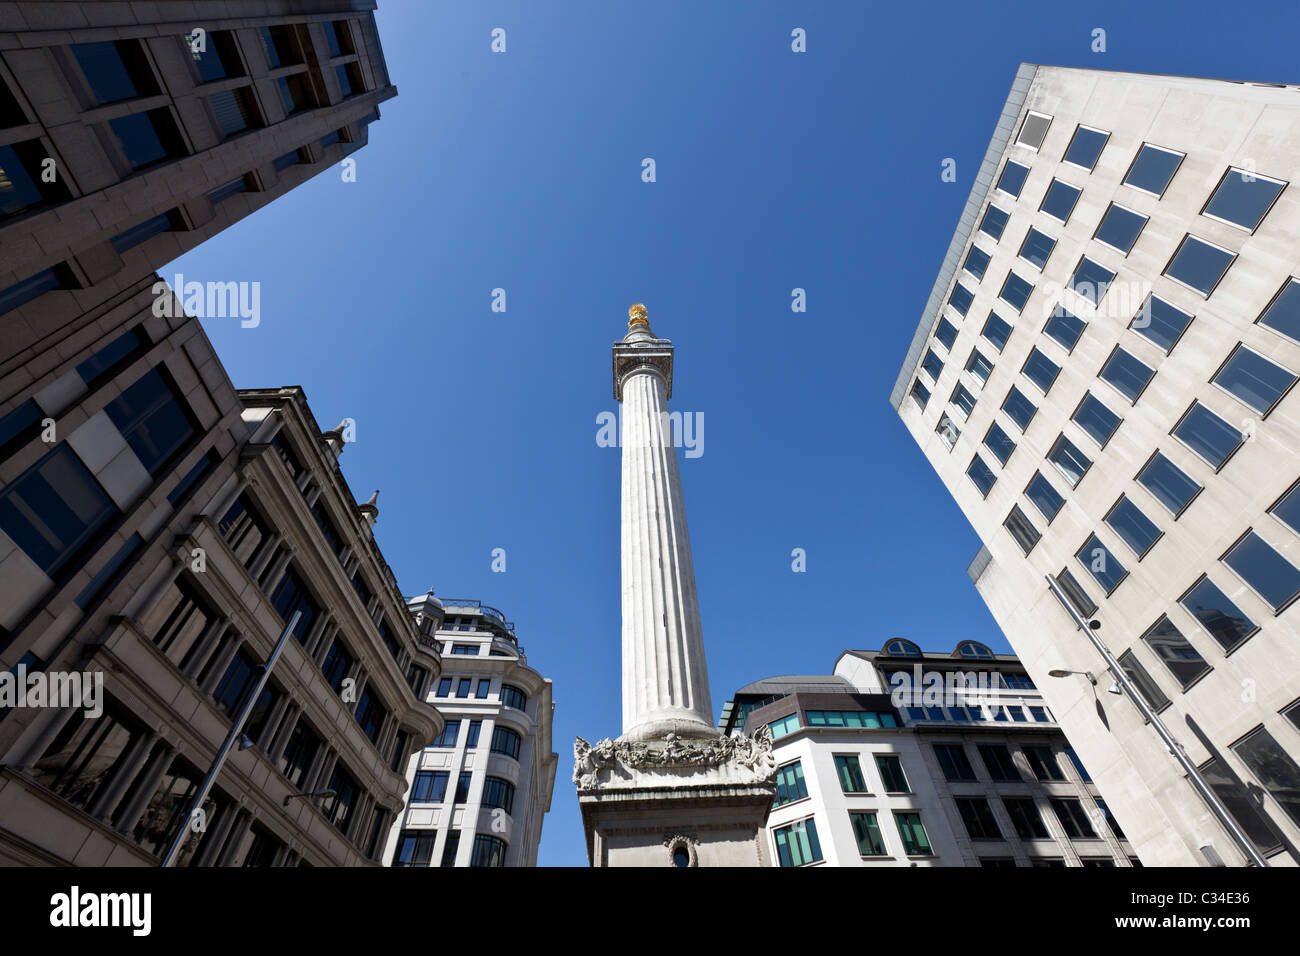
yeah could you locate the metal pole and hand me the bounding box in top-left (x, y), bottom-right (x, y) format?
top-left (161, 610), bottom-right (301, 867)
top-left (1044, 575), bottom-right (1266, 867)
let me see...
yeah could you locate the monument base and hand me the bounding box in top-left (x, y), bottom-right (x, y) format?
top-left (573, 728), bottom-right (778, 867)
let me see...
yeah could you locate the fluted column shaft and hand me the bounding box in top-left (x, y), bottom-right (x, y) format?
top-left (619, 363), bottom-right (713, 740)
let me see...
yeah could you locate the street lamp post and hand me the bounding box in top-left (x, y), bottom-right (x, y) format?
top-left (160, 610), bottom-right (301, 867)
top-left (1043, 574), bottom-right (1266, 868)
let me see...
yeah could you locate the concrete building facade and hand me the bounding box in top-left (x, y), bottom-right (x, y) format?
top-left (386, 596), bottom-right (556, 867)
top-left (892, 65), bottom-right (1300, 866)
top-left (722, 642), bottom-right (1135, 867)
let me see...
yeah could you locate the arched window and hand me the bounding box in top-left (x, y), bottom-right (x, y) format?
top-left (956, 641), bottom-right (994, 659)
top-left (490, 726), bottom-right (522, 760)
top-left (501, 684), bottom-right (527, 711)
top-left (883, 639), bottom-right (922, 657)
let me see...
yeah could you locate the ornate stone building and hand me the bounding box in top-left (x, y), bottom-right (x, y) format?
top-left (574, 305), bottom-right (777, 866)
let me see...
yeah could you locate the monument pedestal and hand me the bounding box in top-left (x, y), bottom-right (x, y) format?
top-left (574, 729), bottom-right (777, 867)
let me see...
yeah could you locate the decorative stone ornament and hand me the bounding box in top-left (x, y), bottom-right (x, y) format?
top-left (663, 834), bottom-right (698, 867)
top-left (573, 725), bottom-right (777, 791)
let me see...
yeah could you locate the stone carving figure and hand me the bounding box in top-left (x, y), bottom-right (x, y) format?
top-left (573, 736), bottom-right (617, 789)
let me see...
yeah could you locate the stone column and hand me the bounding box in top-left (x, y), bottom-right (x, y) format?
top-left (614, 305), bottom-right (713, 741)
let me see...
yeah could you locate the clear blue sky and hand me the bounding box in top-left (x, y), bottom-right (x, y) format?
top-left (165, 0), bottom-right (1300, 866)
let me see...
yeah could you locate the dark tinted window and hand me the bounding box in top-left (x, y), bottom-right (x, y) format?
top-left (1094, 203), bottom-right (1147, 253)
top-left (1173, 402), bottom-right (1242, 468)
top-left (967, 455), bottom-right (996, 498)
top-left (1141, 615), bottom-right (1209, 688)
top-left (1204, 169), bottom-right (1286, 231)
top-left (1025, 471), bottom-right (1064, 522)
top-left (0, 444), bottom-right (117, 576)
top-left (997, 160), bottom-right (1030, 197)
top-left (1137, 452), bottom-right (1200, 515)
top-left (983, 423), bottom-right (1015, 464)
top-left (1078, 533), bottom-right (1126, 593)
top-left (1258, 279), bottom-right (1300, 342)
top-left (109, 109), bottom-right (186, 170)
top-left (1179, 576), bottom-right (1256, 651)
top-left (999, 272), bottom-right (1034, 312)
top-left (980, 205), bottom-right (1009, 240)
top-left (1105, 495), bottom-right (1161, 557)
top-left (1131, 296), bottom-right (1193, 352)
top-left (981, 313), bottom-right (1012, 351)
top-left (72, 41), bottom-right (157, 104)
top-left (1165, 236), bottom-right (1235, 295)
top-left (1018, 228), bottom-right (1055, 269)
top-left (1073, 393), bottom-right (1121, 446)
top-left (1070, 257), bottom-right (1115, 305)
top-left (1099, 347), bottom-right (1155, 403)
top-left (1002, 387), bottom-right (1036, 431)
top-left (1063, 126), bottom-right (1108, 170)
top-left (1022, 348), bottom-right (1060, 394)
top-left (1222, 531), bottom-right (1300, 611)
top-left (1040, 179), bottom-right (1081, 223)
top-left (964, 245), bottom-right (991, 279)
top-left (1124, 144), bottom-right (1183, 196)
top-left (1212, 345), bottom-right (1296, 415)
top-left (1044, 307), bottom-right (1086, 351)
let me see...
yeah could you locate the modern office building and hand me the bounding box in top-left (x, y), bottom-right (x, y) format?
top-left (891, 65), bottom-right (1300, 866)
top-left (0, 2), bottom-right (438, 866)
top-left (720, 641), bottom-right (1135, 867)
top-left (387, 595), bottom-right (555, 867)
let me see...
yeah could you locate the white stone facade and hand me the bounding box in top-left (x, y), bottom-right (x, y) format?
top-left (893, 65), bottom-right (1300, 866)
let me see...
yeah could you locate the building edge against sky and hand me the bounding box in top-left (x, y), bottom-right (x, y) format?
top-left (892, 64), bottom-right (1300, 866)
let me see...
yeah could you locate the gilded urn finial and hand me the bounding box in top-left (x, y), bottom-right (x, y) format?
top-left (628, 303), bottom-right (649, 328)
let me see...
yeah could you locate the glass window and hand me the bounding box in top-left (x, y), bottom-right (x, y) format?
top-left (875, 754), bottom-right (909, 792)
top-left (1073, 392), bottom-right (1121, 446)
top-left (934, 743), bottom-right (975, 781)
top-left (336, 63), bottom-right (363, 97)
top-left (190, 30), bottom-right (241, 83)
top-left (1017, 111), bottom-right (1051, 149)
top-left (893, 812), bottom-right (931, 855)
top-left (1258, 278), bottom-right (1300, 343)
top-left (1124, 143), bottom-right (1184, 196)
top-left (981, 312), bottom-right (1012, 351)
top-left (277, 74), bottom-right (311, 115)
top-left (935, 317), bottom-right (958, 350)
top-left (1231, 728), bottom-right (1300, 828)
top-left (978, 745), bottom-right (1020, 781)
top-left (0, 142), bottom-right (71, 221)
top-left (936, 413), bottom-right (960, 450)
top-left (482, 776), bottom-right (516, 816)
top-left (453, 771), bottom-right (472, 804)
top-left (769, 712), bottom-right (800, 739)
top-left (1069, 256), bottom-right (1115, 305)
top-left (322, 764), bottom-right (359, 835)
top-left (0, 77), bottom-right (25, 128)
top-left (501, 684), bottom-right (527, 710)
top-left (1022, 348), bottom-right (1060, 394)
top-left (850, 812), bottom-right (887, 856)
top-left (111, 212), bottom-right (175, 253)
top-left (1048, 434), bottom-right (1091, 487)
top-left (0, 444), bottom-right (117, 576)
top-left (910, 379), bottom-right (930, 409)
top-left (440, 831), bottom-right (461, 866)
top-left (965, 349), bottom-right (993, 386)
top-left (1212, 345), bottom-right (1296, 415)
top-left (1117, 649), bottom-right (1170, 710)
top-left (1078, 533), bottom-right (1127, 593)
top-left (1141, 615), bottom-right (1210, 688)
top-left (270, 565), bottom-right (321, 646)
top-left (964, 245), bottom-right (991, 280)
top-left (921, 349), bottom-right (943, 382)
top-left (411, 771), bottom-right (450, 803)
top-left (1040, 179), bottom-right (1082, 223)
top-left (1004, 798), bottom-right (1049, 839)
top-left (432, 720), bottom-right (460, 748)
top-left (1203, 168), bottom-right (1287, 231)
top-left (1131, 295), bottom-right (1193, 352)
top-left (1056, 568), bottom-right (1098, 617)
top-left (327, 20), bottom-right (354, 57)
top-left (1018, 227), bottom-right (1056, 269)
top-left (949, 283), bottom-right (974, 316)
top-left (260, 25), bottom-right (301, 67)
top-left (208, 87), bottom-right (258, 137)
top-left (1051, 798), bottom-right (1097, 839)
top-left (1043, 307), bottom-right (1086, 351)
top-left (773, 761), bottom-right (809, 806)
top-left (486, 726), bottom-right (520, 761)
top-left (470, 834), bottom-right (507, 867)
top-left (1105, 495), bottom-right (1161, 557)
top-left (392, 830), bottom-right (435, 867)
top-left (72, 40), bottom-right (157, 104)
top-left (950, 383), bottom-right (976, 420)
top-left (1137, 452), bottom-right (1201, 516)
top-left (104, 367), bottom-right (196, 475)
top-left (1001, 387), bottom-right (1036, 431)
top-left (983, 422), bottom-right (1015, 465)
top-left (1270, 481), bottom-right (1300, 536)
top-left (980, 204), bottom-right (1009, 240)
top-left (1164, 235), bottom-right (1236, 296)
top-left (1025, 471), bottom-right (1064, 522)
top-left (1199, 756), bottom-right (1284, 855)
top-left (956, 798), bottom-right (1002, 840)
top-left (999, 272), bottom-right (1034, 312)
top-left (1093, 202), bottom-right (1148, 254)
top-left (109, 109), bottom-right (185, 171)
top-left (1063, 125), bottom-right (1109, 170)
top-left (774, 818), bottom-right (823, 867)
top-left (966, 454), bottom-right (996, 498)
top-left (1023, 745), bottom-right (1064, 781)
top-left (834, 755), bottom-right (868, 793)
top-left (1173, 402), bottom-right (1243, 468)
top-left (278, 717), bottom-right (320, 787)
top-left (1222, 530), bottom-right (1300, 611)
top-left (1064, 748), bottom-right (1092, 782)
top-left (997, 160), bottom-right (1030, 197)
top-left (1004, 505), bottom-right (1040, 555)
top-left (1180, 575), bottom-right (1257, 651)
